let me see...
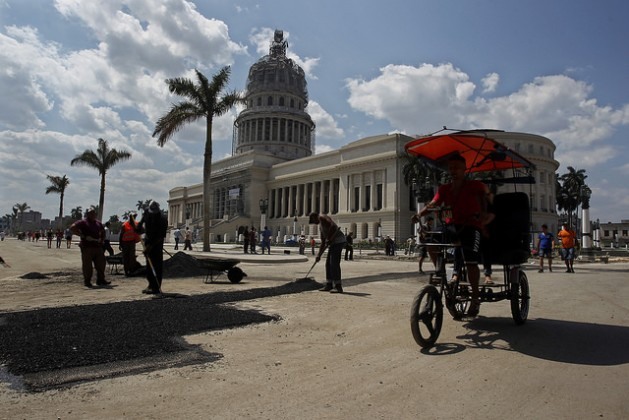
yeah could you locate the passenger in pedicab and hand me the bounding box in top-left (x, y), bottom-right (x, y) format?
top-left (412, 153), bottom-right (491, 317)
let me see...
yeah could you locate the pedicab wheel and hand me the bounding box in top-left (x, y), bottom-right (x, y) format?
top-left (227, 267), bottom-right (245, 284)
top-left (445, 294), bottom-right (468, 320)
top-left (445, 283), bottom-right (469, 319)
top-left (410, 285), bottom-right (443, 348)
top-left (510, 270), bottom-right (529, 325)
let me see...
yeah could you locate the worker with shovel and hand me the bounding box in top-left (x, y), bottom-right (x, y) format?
top-left (309, 212), bottom-right (346, 293)
top-left (135, 201), bottom-right (168, 294)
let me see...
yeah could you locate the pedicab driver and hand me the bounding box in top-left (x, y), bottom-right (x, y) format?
top-left (412, 153), bottom-right (490, 317)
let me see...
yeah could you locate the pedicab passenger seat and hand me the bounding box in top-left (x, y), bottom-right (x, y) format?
top-left (487, 192), bottom-right (531, 265)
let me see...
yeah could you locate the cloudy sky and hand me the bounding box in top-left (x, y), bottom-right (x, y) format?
top-left (1, 0), bottom-right (627, 224)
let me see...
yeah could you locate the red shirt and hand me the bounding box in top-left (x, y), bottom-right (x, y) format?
top-left (432, 180), bottom-right (487, 229)
top-left (72, 218), bottom-right (104, 248)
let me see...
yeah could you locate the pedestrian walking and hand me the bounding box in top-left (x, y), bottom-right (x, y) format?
top-left (537, 224), bottom-right (554, 273)
top-left (103, 222), bottom-right (115, 256)
top-left (173, 227), bottom-right (182, 250)
top-left (183, 227), bottom-right (193, 251)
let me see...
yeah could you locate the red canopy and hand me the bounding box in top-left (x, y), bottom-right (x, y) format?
top-left (404, 132), bottom-right (534, 173)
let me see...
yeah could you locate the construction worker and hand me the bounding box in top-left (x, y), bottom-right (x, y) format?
top-left (119, 213), bottom-right (142, 276)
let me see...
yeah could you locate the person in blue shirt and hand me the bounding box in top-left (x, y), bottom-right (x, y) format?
top-left (537, 224), bottom-right (554, 273)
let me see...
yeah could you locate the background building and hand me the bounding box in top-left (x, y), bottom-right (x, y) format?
top-left (168, 30), bottom-right (560, 246)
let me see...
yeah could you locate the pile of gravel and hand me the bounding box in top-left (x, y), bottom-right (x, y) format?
top-left (0, 278), bottom-right (320, 390)
top-left (162, 251), bottom-right (241, 279)
top-left (19, 272), bottom-right (49, 280)
top-left (163, 251), bottom-right (207, 278)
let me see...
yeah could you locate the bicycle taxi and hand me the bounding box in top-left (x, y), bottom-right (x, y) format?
top-left (405, 130), bottom-right (535, 348)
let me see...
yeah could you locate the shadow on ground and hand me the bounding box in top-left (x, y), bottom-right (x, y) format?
top-left (458, 317), bottom-right (629, 366)
top-left (0, 278), bottom-right (320, 391)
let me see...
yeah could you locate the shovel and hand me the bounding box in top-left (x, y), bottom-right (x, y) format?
top-left (297, 259), bottom-right (318, 281)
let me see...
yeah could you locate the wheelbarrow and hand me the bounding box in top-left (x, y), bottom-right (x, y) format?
top-left (196, 257), bottom-right (246, 284)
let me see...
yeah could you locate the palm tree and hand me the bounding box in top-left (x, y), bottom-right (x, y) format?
top-left (71, 206), bottom-right (83, 220)
top-left (153, 66), bottom-right (244, 252)
top-left (2, 214), bottom-right (12, 235)
top-left (137, 199), bottom-right (152, 212)
top-left (13, 202), bottom-right (30, 232)
top-left (70, 138), bottom-right (132, 221)
top-left (401, 153), bottom-right (444, 205)
top-left (558, 167), bottom-right (588, 226)
top-left (45, 174), bottom-right (70, 228)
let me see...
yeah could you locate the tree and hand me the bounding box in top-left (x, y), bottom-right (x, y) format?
top-left (153, 66), bottom-right (244, 252)
top-left (557, 167), bottom-right (588, 227)
top-left (45, 174), bottom-right (70, 228)
top-left (401, 153), bottom-right (444, 205)
top-left (71, 206), bottom-right (83, 220)
top-left (137, 199), bottom-right (152, 212)
top-left (2, 214), bottom-right (12, 234)
top-left (70, 138), bottom-right (132, 221)
top-left (13, 202), bottom-right (30, 232)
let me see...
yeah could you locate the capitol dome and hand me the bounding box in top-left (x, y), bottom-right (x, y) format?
top-left (233, 30), bottom-right (315, 159)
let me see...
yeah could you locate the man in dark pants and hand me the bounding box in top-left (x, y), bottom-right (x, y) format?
top-left (135, 201), bottom-right (168, 294)
top-left (70, 207), bottom-right (108, 287)
top-left (344, 232), bottom-right (354, 261)
top-left (309, 212), bottom-right (346, 293)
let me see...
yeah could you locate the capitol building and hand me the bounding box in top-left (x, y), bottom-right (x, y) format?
top-left (167, 30), bottom-right (559, 245)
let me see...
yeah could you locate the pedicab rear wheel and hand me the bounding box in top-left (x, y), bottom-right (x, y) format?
top-left (510, 269), bottom-right (529, 325)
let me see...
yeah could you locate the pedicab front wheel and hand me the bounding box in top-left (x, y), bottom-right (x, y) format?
top-left (410, 285), bottom-right (443, 348)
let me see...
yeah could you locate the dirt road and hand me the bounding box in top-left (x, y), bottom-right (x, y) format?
top-left (1, 239), bottom-right (628, 419)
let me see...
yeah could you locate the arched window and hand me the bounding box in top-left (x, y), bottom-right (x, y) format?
top-left (279, 97), bottom-right (285, 106)
top-left (267, 96), bottom-right (273, 106)
top-left (290, 99), bottom-right (295, 108)
top-left (257, 97), bottom-right (262, 106)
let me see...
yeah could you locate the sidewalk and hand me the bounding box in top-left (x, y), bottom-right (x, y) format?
top-left (166, 242), bottom-right (310, 264)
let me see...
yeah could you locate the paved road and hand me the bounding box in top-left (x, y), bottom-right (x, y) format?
top-left (0, 238), bottom-right (628, 419)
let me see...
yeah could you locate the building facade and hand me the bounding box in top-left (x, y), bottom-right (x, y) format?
top-left (167, 30), bottom-right (560, 246)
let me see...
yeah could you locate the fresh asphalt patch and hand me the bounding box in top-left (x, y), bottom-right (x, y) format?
top-left (0, 278), bottom-right (320, 391)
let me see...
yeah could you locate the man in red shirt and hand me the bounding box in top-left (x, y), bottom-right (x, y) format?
top-left (70, 207), bottom-right (108, 287)
top-left (413, 154), bottom-right (490, 317)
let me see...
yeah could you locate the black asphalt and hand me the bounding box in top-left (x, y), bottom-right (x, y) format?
top-left (0, 278), bottom-right (320, 391)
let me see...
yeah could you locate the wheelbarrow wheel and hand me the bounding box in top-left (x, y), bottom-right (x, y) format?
top-left (227, 267), bottom-right (246, 284)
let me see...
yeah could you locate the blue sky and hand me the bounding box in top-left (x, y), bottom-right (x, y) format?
top-left (1, 0), bottom-right (627, 224)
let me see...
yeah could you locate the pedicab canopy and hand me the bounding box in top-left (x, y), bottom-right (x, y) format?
top-left (404, 131), bottom-right (535, 174)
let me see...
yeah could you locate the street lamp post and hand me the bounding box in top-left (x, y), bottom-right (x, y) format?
top-left (259, 198), bottom-right (268, 231)
top-left (581, 186), bottom-right (592, 250)
top-left (594, 218), bottom-right (600, 249)
top-left (292, 211), bottom-right (298, 239)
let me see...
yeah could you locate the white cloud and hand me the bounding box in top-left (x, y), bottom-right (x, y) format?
top-left (314, 144), bottom-right (334, 155)
top-left (346, 63), bottom-right (629, 169)
top-left (346, 63), bottom-right (476, 133)
top-left (307, 101), bottom-right (344, 140)
top-left (481, 72), bottom-right (499, 93)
